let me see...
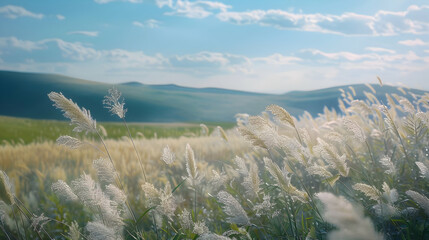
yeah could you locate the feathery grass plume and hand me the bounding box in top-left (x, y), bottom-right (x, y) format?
top-left (51, 180), bottom-right (78, 202)
top-left (210, 170), bottom-right (228, 192)
top-left (397, 87), bottom-right (407, 95)
top-left (103, 87), bottom-right (127, 119)
top-left (338, 98), bottom-right (347, 114)
top-left (98, 125), bottom-right (108, 137)
top-left (141, 182), bottom-right (160, 208)
top-left (381, 182), bottom-right (398, 204)
top-left (86, 221), bottom-right (117, 240)
top-left (217, 126), bottom-right (229, 142)
top-left (71, 173), bottom-right (124, 230)
top-left (385, 94), bottom-right (398, 115)
top-left (406, 190), bottom-right (429, 216)
top-left (68, 221), bottom-right (81, 240)
top-left (365, 92), bottom-right (380, 105)
top-left (31, 213), bottom-right (49, 233)
top-left (342, 118), bottom-right (366, 142)
top-left (266, 104), bottom-right (295, 127)
top-left (350, 100), bottom-right (372, 116)
top-left (365, 83), bottom-right (376, 94)
top-left (379, 156), bottom-right (396, 175)
top-left (0, 201), bottom-right (9, 224)
top-left (105, 184), bottom-right (126, 205)
top-left (242, 164), bottom-right (261, 198)
top-left (0, 171), bottom-right (14, 205)
top-left (325, 131), bottom-right (344, 144)
top-left (217, 191), bottom-right (250, 226)
top-left (264, 157), bottom-right (308, 202)
top-left (315, 138), bottom-right (349, 177)
top-left (316, 192), bottom-right (384, 240)
top-left (56, 135), bottom-right (83, 149)
top-left (93, 158), bottom-right (116, 185)
top-left (377, 76), bottom-right (383, 86)
top-left (237, 126), bottom-right (268, 150)
top-left (348, 86), bottom-right (356, 96)
top-left (178, 208), bottom-right (192, 230)
top-left (157, 183), bottom-right (178, 221)
top-left (48, 92), bottom-right (97, 134)
top-left (234, 156), bottom-right (248, 176)
top-left (200, 123), bottom-right (209, 136)
top-left (353, 183), bottom-right (381, 201)
top-left (185, 143), bottom-right (198, 181)
top-left (399, 97), bottom-right (415, 114)
top-left (199, 233), bottom-right (231, 240)
top-left (415, 161), bottom-right (429, 179)
top-left (307, 164), bottom-right (333, 178)
top-left (253, 195), bottom-right (273, 217)
top-left (371, 183), bottom-right (399, 218)
top-left (161, 145), bottom-right (175, 165)
top-left (235, 113), bottom-right (249, 126)
top-left (193, 220), bottom-right (209, 235)
top-left (142, 182), bottom-right (177, 221)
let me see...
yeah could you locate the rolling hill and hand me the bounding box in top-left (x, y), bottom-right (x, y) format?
top-left (0, 70), bottom-right (426, 122)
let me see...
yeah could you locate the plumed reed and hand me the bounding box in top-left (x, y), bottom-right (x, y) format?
top-left (192, 220), bottom-right (209, 235)
top-left (353, 183), bottom-right (382, 201)
top-left (199, 233), bottom-right (231, 240)
top-left (217, 126), bottom-right (229, 142)
top-left (415, 161), bottom-right (429, 179)
top-left (0, 171), bottom-right (14, 205)
top-left (217, 191), bottom-right (250, 226)
top-left (51, 180), bottom-right (78, 202)
top-left (68, 221), bottom-right (81, 240)
top-left (56, 135), bottom-right (83, 149)
top-left (103, 87), bottom-right (127, 119)
top-left (161, 145), bottom-right (175, 165)
top-left (264, 157), bottom-right (308, 202)
top-left (266, 104), bottom-right (295, 127)
top-left (185, 143), bottom-right (198, 182)
top-left (30, 213), bottom-right (49, 233)
top-left (406, 190), bottom-right (429, 216)
top-left (379, 156), bottom-right (396, 175)
top-left (86, 221), bottom-right (117, 240)
top-left (48, 92), bottom-right (97, 134)
top-left (316, 192), bottom-right (384, 240)
top-left (93, 158), bottom-right (116, 185)
top-left (178, 209), bottom-right (192, 230)
top-left (242, 164), bottom-right (261, 198)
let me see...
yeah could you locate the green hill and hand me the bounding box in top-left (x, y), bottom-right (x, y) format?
top-left (0, 70), bottom-right (426, 122)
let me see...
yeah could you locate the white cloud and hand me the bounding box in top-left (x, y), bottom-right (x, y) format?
top-left (133, 19), bottom-right (160, 28)
top-left (253, 53), bottom-right (302, 65)
top-left (216, 5), bottom-right (429, 36)
top-left (398, 38), bottom-right (429, 46)
top-left (0, 5), bottom-right (44, 19)
top-left (171, 51), bottom-right (252, 74)
top-left (1, 36), bottom-right (428, 93)
top-left (0, 37), bottom-right (44, 51)
top-left (365, 47), bottom-right (396, 54)
top-left (56, 14), bottom-right (65, 20)
top-left (94, 0), bottom-right (142, 4)
top-left (158, 0), bottom-right (231, 19)
top-left (68, 31), bottom-right (99, 37)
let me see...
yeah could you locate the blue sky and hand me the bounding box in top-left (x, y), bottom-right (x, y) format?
top-left (0, 0), bottom-right (428, 93)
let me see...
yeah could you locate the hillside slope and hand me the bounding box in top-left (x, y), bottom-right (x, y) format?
top-left (0, 70), bottom-right (425, 122)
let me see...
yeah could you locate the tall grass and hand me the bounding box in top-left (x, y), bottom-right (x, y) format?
top-left (0, 84), bottom-right (428, 239)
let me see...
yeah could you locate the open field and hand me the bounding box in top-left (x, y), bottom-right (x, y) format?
top-left (0, 86), bottom-right (429, 240)
top-left (0, 115), bottom-right (234, 144)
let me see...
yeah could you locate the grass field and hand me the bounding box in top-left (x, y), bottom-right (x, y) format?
top-left (0, 86), bottom-right (429, 240)
top-left (0, 115), bottom-right (235, 144)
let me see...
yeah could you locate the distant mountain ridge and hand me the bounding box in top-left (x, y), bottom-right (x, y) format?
top-left (0, 70), bottom-right (426, 122)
